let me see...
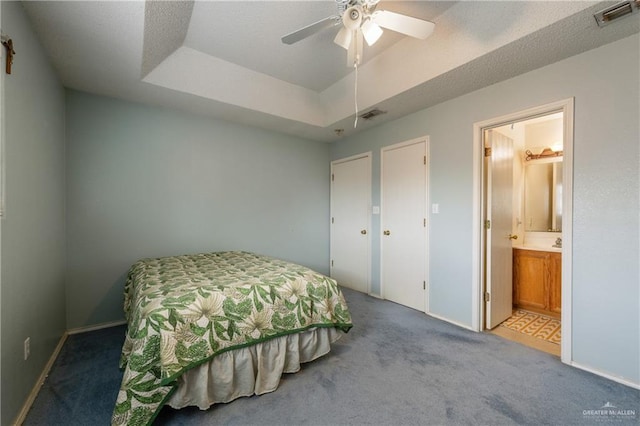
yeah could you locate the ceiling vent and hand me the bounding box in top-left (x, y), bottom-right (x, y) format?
top-left (594, 0), bottom-right (640, 27)
top-left (359, 108), bottom-right (387, 120)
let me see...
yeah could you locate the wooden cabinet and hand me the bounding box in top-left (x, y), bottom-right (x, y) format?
top-left (513, 249), bottom-right (561, 318)
top-left (547, 252), bottom-right (562, 314)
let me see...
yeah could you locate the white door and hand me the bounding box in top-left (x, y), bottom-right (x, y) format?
top-left (381, 139), bottom-right (427, 311)
top-left (330, 154), bottom-right (371, 293)
top-left (485, 130), bottom-right (514, 329)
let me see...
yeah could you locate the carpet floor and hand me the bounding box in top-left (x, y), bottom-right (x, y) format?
top-left (500, 310), bottom-right (561, 345)
top-left (24, 288), bottom-right (639, 425)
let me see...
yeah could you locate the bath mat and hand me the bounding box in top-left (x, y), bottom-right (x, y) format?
top-left (500, 310), bottom-right (561, 345)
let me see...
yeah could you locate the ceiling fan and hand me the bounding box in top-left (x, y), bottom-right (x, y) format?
top-left (281, 0), bottom-right (435, 67)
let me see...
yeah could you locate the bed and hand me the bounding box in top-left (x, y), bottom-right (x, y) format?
top-left (111, 251), bottom-right (353, 425)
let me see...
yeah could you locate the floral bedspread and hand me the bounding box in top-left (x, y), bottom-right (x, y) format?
top-left (112, 251), bottom-right (353, 426)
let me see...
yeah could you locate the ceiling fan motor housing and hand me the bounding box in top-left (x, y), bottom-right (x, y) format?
top-left (343, 6), bottom-right (363, 30)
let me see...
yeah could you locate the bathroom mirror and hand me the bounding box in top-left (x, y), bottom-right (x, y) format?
top-left (524, 159), bottom-right (562, 232)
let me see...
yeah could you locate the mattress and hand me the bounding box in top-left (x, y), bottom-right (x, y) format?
top-left (111, 251), bottom-right (353, 425)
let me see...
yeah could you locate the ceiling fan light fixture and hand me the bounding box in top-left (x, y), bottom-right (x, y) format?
top-left (361, 19), bottom-right (383, 46)
top-left (334, 26), bottom-right (353, 50)
top-left (281, 0), bottom-right (436, 67)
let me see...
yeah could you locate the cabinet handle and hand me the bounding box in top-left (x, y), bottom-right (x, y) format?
top-left (361, 229), bottom-right (367, 235)
top-left (508, 234), bottom-right (518, 240)
top-left (383, 230), bottom-right (391, 236)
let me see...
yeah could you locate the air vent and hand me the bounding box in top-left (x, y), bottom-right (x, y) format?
top-left (594, 1), bottom-right (639, 27)
top-left (359, 108), bottom-right (387, 120)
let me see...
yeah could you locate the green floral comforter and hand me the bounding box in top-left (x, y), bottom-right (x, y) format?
top-left (112, 251), bottom-right (353, 426)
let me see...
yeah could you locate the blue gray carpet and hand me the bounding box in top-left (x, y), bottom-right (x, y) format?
top-left (24, 288), bottom-right (639, 425)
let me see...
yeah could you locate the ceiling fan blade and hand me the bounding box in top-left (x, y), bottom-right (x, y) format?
top-left (334, 26), bottom-right (353, 50)
top-left (281, 15), bottom-right (340, 45)
top-left (373, 10), bottom-right (435, 40)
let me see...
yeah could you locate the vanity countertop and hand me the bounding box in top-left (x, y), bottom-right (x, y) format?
top-left (513, 245), bottom-right (562, 253)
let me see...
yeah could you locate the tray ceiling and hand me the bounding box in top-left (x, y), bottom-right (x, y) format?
top-left (22, 1), bottom-right (640, 142)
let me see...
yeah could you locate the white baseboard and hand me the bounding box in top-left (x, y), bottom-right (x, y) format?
top-left (13, 320), bottom-right (127, 424)
top-left (66, 319), bottom-right (127, 335)
top-left (427, 312), bottom-right (476, 332)
top-left (364, 294), bottom-right (476, 332)
top-left (13, 332), bottom-right (68, 426)
top-left (570, 361), bottom-right (640, 390)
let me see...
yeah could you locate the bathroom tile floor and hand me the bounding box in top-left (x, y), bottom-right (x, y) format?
top-left (491, 310), bottom-right (561, 356)
top-left (502, 309), bottom-right (561, 344)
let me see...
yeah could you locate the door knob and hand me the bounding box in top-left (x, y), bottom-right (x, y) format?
top-left (508, 234), bottom-right (518, 240)
top-left (361, 229), bottom-right (367, 235)
top-left (383, 230), bottom-right (391, 236)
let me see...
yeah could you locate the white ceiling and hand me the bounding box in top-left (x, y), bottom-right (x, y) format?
top-left (183, 1), bottom-right (455, 91)
top-left (21, 1), bottom-right (640, 142)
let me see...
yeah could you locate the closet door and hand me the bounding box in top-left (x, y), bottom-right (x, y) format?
top-left (330, 154), bottom-right (371, 293)
top-left (381, 139), bottom-right (427, 311)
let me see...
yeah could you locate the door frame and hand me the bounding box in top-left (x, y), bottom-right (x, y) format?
top-left (471, 99), bottom-right (574, 364)
top-left (380, 136), bottom-right (430, 313)
top-left (330, 152), bottom-right (372, 295)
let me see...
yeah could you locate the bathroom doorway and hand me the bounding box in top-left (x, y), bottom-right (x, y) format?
top-left (472, 99), bottom-right (574, 363)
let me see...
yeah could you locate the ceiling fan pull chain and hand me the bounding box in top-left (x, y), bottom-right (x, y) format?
top-left (354, 58), bottom-right (359, 128)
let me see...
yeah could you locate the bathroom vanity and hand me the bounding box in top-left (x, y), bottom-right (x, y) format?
top-left (513, 247), bottom-right (561, 318)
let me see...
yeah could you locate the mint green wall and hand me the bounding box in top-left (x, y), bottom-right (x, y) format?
top-left (0, 2), bottom-right (67, 424)
top-left (331, 35), bottom-right (639, 385)
top-left (65, 91), bottom-right (331, 329)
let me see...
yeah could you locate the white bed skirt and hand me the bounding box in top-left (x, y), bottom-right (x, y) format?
top-left (167, 327), bottom-right (343, 410)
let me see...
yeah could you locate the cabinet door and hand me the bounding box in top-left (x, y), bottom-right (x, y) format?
top-left (513, 250), bottom-right (547, 311)
top-left (548, 252), bottom-right (562, 314)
